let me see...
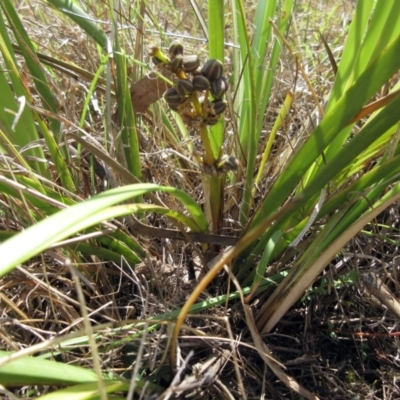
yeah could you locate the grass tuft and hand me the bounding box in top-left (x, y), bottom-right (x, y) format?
top-left (1, 0), bottom-right (400, 398)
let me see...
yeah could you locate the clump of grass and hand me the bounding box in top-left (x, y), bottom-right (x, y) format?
top-left (1, 0), bottom-right (400, 399)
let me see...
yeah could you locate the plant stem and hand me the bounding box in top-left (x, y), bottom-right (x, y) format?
top-left (199, 124), bottom-right (215, 166)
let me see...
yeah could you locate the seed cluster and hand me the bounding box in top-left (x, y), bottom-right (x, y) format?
top-left (151, 41), bottom-right (228, 127)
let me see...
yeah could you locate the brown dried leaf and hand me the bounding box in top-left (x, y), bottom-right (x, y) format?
top-left (129, 69), bottom-right (173, 113)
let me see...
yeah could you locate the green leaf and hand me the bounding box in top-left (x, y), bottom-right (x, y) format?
top-left (1, 0), bottom-right (59, 131)
top-left (45, 0), bottom-right (109, 50)
top-left (0, 2), bottom-right (75, 189)
top-left (252, 31), bottom-right (400, 229)
top-left (0, 183), bottom-right (207, 275)
top-left (0, 350), bottom-right (98, 385)
top-left (36, 381), bottom-right (131, 400)
top-left (208, 0), bottom-right (225, 149)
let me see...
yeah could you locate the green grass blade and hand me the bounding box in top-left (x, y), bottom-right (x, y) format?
top-left (40, 273), bottom-right (287, 357)
top-left (208, 0), bottom-right (224, 62)
top-left (71, 241), bottom-right (141, 265)
top-left (251, 31), bottom-right (400, 229)
top-left (251, 230), bottom-right (283, 291)
top-left (0, 350), bottom-right (98, 385)
top-left (202, 0), bottom-right (227, 232)
top-left (255, 0), bottom-right (294, 136)
top-left (319, 1), bottom-right (400, 166)
top-left (0, 4), bottom-right (75, 190)
top-left (208, 0), bottom-right (224, 149)
top-left (232, 0), bottom-right (257, 223)
top-left (114, 47), bottom-right (141, 178)
top-left (239, 86), bottom-right (400, 271)
top-left (35, 381), bottom-right (133, 400)
top-left (0, 183), bottom-right (207, 274)
top-left (232, 0), bottom-right (294, 223)
top-left (0, 13), bottom-right (46, 176)
top-left (247, 92), bottom-right (400, 264)
top-left (318, 154), bottom-right (400, 219)
top-left (327, 0), bottom-right (374, 104)
top-left (253, 92), bottom-right (293, 195)
top-left (1, 0), bottom-right (60, 134)
top-left (45, 0), bottom-right (109, 50)
top-left (300, 96), bottom-right (400, 203)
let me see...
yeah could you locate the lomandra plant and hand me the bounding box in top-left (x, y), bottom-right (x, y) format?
top-left (1, 0), bottom-right (400, 398)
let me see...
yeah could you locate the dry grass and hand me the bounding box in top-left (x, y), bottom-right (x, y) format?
top-left (1, 0), bottom-right (400, 399)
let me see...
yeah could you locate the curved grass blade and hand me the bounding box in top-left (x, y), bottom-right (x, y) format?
top-left (251, 32), bottom-right (400, 230)
top-left (36, 381), bottom-right (135, 400)
top-left (245, 230), bottom-right (283, 302)
top-left (0, 350), bottom-right (98, 385)
top-left (113, 44), bottom-right (141, 178)
top-left (232, 0), bottom-right (257, 224)
top-left (0, 183), bottom-right (207, 275)
top-left (318, 154), bottom-right (400, 219)
top-left (241, 88), bottom-right (400, 271)
top-left (0, 14), bottom-right (46, 176)
top-left (307, 1), bottom-right (400, 183)
top-left (1, 0), bottom-right (60, 133)
top-left (45, 0), bottom-right (109, 50)
top-left (208, 0), bottom-right (224, 149)
top-left (0, 3), bottom-right (75, 189)
top-left (257, 187), bottom-right (400, 334)
top-left (232, 0), bottom-right (294, 223)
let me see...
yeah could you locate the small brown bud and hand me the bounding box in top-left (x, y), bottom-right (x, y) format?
top-left (152, 56), bottom-right (164, 66)
top-left (210, 76), bottom-right (229, 99)
top-left (175, 79), bottom-right (194, 97)
top-left (169, 54), bottom-right (183, 70)
top-left (191, 67), bottom-right (202, 76)
top-left (225, 155), bottom-right (239, 171)
top-left (217, 155), bottom-right (239, 171)
top-left (205, 115), bottom-right (220, 125)
top-left (192, 75), bottom-right (210, 91)
top-left (201, 59), bottom-right (224, 82)
top-left (168, 40), bottom-right (184, 58)
top-left (182, 55), bottom-right (201, 73)
top-left (164, 88), bottom-right (183, 107)
top-left (210, 99), bottom-right (227, 115)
